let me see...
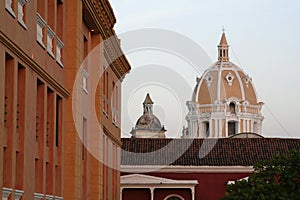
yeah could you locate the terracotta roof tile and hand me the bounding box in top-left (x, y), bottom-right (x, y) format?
top-left (121, 138), bottom-right (300, 166)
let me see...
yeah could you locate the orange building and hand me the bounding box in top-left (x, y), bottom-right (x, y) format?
top-left (0, 0), bottom-right (130, 200)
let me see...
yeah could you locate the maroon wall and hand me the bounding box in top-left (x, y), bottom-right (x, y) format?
top-left (122, 188), bottom-right (151, 200)
top-left (148, 172), bottom-right (251, 200)
top-left (154, 188), bottom-right (191, 200)
top-left (121, 172), bottom-right (251, 200)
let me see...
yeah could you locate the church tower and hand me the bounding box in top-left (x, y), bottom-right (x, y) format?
top-left (183, 32), bottom-right (264, 138)
top-left (131, 93), bottom-right (166, 138)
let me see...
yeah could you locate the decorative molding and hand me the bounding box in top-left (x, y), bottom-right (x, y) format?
top-left (36, 13), bottom-right (46, 48)
top-left (45, 194), bottom-right (54, 200)
top-left (103, 125), bottom-right (122, 146)
top-left (0, 30), bottom-right (70, 98)
top-left (14, 190), bottom-right (24, 200)
top-left (225, 72), bottom-right (234, 86)
top-left (83, 0), bottom-right (131, 79)
top-left (2, 187), bottom-right (13, 199)
top-left (34, 193), bottom-right (44, 200)
top-left (205, 73), bottom-right (213, 86)
top-left (5, 0), bottom-right (16, 18)
top-left (121, 165), bottom-right (254, 173)
top-left (55, 37), bottom-right (64, 67)
top-left (17, 0), bottom-right (28, 29)
top-left (244, 75), bottom-right (251, 87)
top-left (46, 26), bottom-right (55, 58)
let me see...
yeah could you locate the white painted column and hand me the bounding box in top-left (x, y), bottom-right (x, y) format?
top-left (219, 119), bottom-right (222, 137)
top-left (120, 187), bottom-right (123, 200)
top-left (209, 119), bottom-right (212, 138)
top-left (247, 120), bottom-right (250, 132)
top-left (225, 119), bottom-right (228, 137)
top-left (150, 187), bottom-right (154, 200)
top-left (214, 119), bottom-right (218, 138)
top-left (191, 187), bottom-right (195, 200)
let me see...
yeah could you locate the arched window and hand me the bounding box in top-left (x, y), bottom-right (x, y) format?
top-left (229, 102), bottom-right (236, 114)
top-left (205, 122), bottom-right (210, 137)
top-left (164, 194), bottom-right (185, 200)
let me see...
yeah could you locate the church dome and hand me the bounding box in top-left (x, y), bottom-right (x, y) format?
top-left (131, 93), bottom-right (166, 138)
top-left (184, 32), bottom-right (264, 138)
top-left (135, 113), bottom-right (163, 132)
top-left (193, 33), bottom-right (260, 106)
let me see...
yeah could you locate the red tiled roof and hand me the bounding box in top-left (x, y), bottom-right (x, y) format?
top-left (121, 138), bottom-right (300, 166)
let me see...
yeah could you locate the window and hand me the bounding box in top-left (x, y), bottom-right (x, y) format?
top-left (164, 195), bottom-right (184, 200)
top-left (55, 95), bottom-right (62, 147)
top-left (205, 122), bottom-right (210, 137)
top-left (229, 102), bottom-right (236, 114)
top-left (103, 70), bottom-right (109, 113)
top-left (112, 81), bottom-right (119, 124)
top-left (84, 36), bottom-right (88, 59)
top-left (82, 117), bottom-right (87, 160)
top-left (46, 87), bottom-right (54, 147)
top-left (82, 69), bottom-right (88, 94)
top-left (228, 121), bottom-right (236, 136)
top-left (4, 53), bottom-right (14, 128)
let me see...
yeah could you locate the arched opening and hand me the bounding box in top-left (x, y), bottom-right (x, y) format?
top-left (164, 194), bottom-right (185, 200)
top-left (228, 121), bottom-right (237, 136)
top-left (229, 102), bottom-right (236, 114)
top-left (205, 122), bottom-right (210, 137)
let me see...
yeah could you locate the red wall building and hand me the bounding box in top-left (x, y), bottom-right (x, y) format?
top-left (121, 138), bottom-right (300, 200)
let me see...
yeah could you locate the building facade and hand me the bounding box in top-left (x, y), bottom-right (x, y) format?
top-left (0, 0), bottom-right (130, 200)
top-left (0, 0), bottom-right (68, 199)
top-left (184, 33), bottom-right (264, 138)
top-left (130, 94), bottom-right (166, 138)
top-left (121, 138), bottom-right (300, 200)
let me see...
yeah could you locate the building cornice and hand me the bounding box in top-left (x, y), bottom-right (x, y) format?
top-left (83, 0), bottom-right (131, 79)
top-left (0, 30), bottom-right (70, 98)
top-left (103, 125), bottom-right (122, 146)
top-left (121, 165), bottom-right (254, 173)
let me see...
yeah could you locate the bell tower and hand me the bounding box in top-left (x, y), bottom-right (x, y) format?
top-left (218, 31), bottom-right (229, 62)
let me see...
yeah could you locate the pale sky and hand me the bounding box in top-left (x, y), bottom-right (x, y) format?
top-left (110, 0), bottom-right (300, 138)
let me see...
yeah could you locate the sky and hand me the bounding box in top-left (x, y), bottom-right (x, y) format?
top-left (109, 0), bottom-right (300, 138)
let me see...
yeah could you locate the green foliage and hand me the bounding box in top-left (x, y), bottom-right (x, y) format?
top-left (221, 150), bottom-right (300, 200)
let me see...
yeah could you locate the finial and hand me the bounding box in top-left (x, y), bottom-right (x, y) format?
top-left (222, 26), bottom-right (226, 33)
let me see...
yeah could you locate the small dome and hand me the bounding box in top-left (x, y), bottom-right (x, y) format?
top-left (131, 93), bottom-right (166, 138)
top-left (135, 113), bottom-right (163, 132)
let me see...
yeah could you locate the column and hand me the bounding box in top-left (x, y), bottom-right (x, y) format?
top-left (219, 119), bottom-right (222, 138)
top-left (214, 119), bottom-right (218, 138)
top-left (120, 187), bottom-right (123, 200)
top-left (191, 187), bottom-right (195, 200)
top-left (150, 187), bottom-right (154, 200)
